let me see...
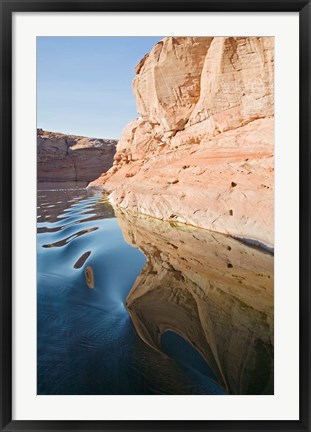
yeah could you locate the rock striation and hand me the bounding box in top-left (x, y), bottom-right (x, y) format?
top-left (37, 129), bottom-right (117, 182)
top-left (116, 209), bottom-right (274, 395)
top-left (89, 37), bottom-right (274, 249)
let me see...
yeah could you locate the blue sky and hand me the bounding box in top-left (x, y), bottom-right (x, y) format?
top-left (37, 37), bottom-right (163, 139)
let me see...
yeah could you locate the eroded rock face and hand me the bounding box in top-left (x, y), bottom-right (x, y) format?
top-left (38, 129), bottom-right (117, 182)
top-left (133, 37), bottom-right (213, 132)
top-left (116, 209), bottom-right (274, 395)
top-left (89, 36), bottom-right (274, 248)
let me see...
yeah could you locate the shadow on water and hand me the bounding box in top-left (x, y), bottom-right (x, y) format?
top-left (37, 182), bottom-right (273, 395)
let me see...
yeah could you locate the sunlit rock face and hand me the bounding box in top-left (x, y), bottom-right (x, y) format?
top-left (133, 37), bottom-right (213, 132)
top-left (37, 129), bottom-right (117, 182)
top-left (89, 36), bottom-right (274, 249)
top-left (116, 209), bottom-right (274, 395)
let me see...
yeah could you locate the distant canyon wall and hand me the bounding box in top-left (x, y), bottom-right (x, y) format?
top-left (37, 129), bottom-right (117, 182)
top-left (89, 37), bottom-right (274, 248)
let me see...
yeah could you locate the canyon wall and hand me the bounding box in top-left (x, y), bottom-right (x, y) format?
top-left (37, 129), bottom-right (117, 182)
top-left (89, 37), bottom-right (274, 248)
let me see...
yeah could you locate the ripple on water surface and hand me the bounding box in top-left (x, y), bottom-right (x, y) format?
top-left (37, 182), bottom-right (225, 395)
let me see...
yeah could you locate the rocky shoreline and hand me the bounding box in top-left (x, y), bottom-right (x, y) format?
top-left (89, 37), bottom-right (274, 249)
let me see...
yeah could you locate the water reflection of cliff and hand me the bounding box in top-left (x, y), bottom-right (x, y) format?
top-left (115, 209), bottom-right (274, 395)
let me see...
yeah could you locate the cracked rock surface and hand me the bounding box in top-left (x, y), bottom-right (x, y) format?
top-left (89, 37), bottom-right (274, 248)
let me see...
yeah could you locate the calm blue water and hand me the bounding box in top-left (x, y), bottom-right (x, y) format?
top-left (37, 183), bottom-right (225, 395)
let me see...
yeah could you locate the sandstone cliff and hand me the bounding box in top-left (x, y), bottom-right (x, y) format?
top-left (37, 129), bottom-right (117, 182)
top-left (116, 209), bottom-right (274, 395)
top-left (89, 37), bottom-right (274, 248)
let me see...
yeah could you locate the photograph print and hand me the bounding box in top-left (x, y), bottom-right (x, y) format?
top-left (37, 36), bottom-right (274, 396)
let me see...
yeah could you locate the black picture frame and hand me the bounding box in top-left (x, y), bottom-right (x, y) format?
top-left (1, 0), bottom-right (310, 431)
